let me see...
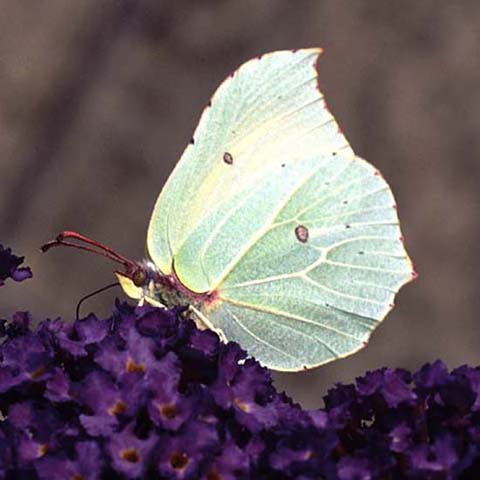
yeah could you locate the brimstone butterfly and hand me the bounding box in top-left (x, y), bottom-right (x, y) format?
top-left (43, 49), bottom-right (415, 371)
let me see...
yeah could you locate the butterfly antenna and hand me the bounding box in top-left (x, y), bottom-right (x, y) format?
top-left (41, 231), bottom-right (138, 274)
top-left (76, 282), bottom-right (120, 321)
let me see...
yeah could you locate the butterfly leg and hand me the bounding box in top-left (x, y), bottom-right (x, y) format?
top-left (137, 280), bottom-right (168, 309)
top-left (189, 305), bottom-right (228, 343)
top-left (140, 296), bottom-right (167, 309)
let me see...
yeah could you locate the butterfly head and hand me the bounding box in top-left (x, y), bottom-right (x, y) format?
top-left (115, 260), bottom-right (168, 307)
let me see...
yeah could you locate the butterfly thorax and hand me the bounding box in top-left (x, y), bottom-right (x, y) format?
top-left (137, 260), bottom-right (219, 311)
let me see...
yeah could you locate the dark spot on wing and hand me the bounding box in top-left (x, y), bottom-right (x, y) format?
top-left (207, 100), bottom-right (212, 107)
top-left (343, 200), bottom-right (348, 205)
top-left (223, 152), bottom-right (233, 165)
top-left (332, 151), bottom-right (337, 156)
top-left (358, 251), bottom-right (364, 255)
top-left (295, 225), bottom-right (309, 243)
top-left (281, 163), bottom-right (286, 168)
top-left (345, 224), bottom-right (351, 229)
top-left (189, 138), bottom-right (195, 145)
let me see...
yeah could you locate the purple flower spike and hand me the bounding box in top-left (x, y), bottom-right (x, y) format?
top-left (0, 245), bottom-right (32, 286)
top-left (2, 243), bottom-right (480, 478)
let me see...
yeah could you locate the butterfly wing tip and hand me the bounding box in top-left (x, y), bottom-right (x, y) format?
top-left (286, 47), bottom-right (324, 60)
top-left (297, 46), bottom-right (324, 54)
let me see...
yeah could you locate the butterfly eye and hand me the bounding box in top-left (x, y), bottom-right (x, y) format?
top-left (132, 268), bottom-right (148, 287)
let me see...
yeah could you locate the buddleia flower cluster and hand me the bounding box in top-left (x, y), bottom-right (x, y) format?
top-left (1, 244), bottom-right (480, 479)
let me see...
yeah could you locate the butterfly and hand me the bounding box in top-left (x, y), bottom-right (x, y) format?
top-left (43, 49), bottom-right (415, 371)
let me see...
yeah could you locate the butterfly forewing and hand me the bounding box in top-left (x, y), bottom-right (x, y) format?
top-left (147, 49), bottom-right (351, 281)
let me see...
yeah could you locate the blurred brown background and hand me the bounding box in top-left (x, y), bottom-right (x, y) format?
top-left (1, 1), bottom-right (479, 408)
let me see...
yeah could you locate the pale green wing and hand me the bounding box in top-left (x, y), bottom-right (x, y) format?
top-left (146, 48), bottom-right (414, 371)
top-left (206, 155), bottom-right (414, 371)
top-left (147, 49), bottom-right (352, 283)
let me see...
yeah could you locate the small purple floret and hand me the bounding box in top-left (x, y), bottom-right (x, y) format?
top-left (0, 244), bottom-right (32, 286)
